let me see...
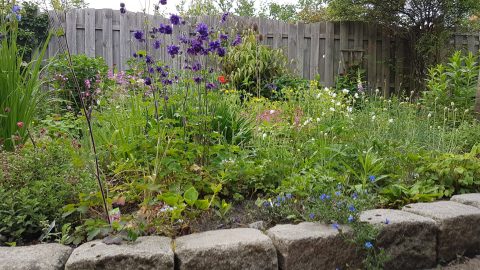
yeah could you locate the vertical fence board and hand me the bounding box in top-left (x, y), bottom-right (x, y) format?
top-left (296, 23), bottom-right (305, 77)
top-left (367, 25), bottom-right (377, 90)
top-left (102, 9), bottom-right (113, 68)
top-left (85, 8), bottom-right (95, 57)
top-left (324, 22), bottom-right (334, 86)
top-left (288, 23), bottom-right (297, 72)
top-left (66, 10), bottom-right (77, 55)
top-left (119, 11), bottom-right (129, 71)
top-left (310, 22), bottom-right (320, 80)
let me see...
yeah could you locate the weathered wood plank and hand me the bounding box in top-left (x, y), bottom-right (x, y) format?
top-left (367, 25), bottom-right (377, 90)
top-left (102, 9), bottom-right (113, 67)
top-left (288, 23), bottom-right (298, 72)
top-left (66, 10), bottom-right (77, 55)
top-left (296, 22), bottom-right (305, 77)
top-left (84, 8), bottom-right (96, 57)
top-left (324, 22), bottom-right (334, 86)
top-left (119, 10), bottom-right (129, 70)
top-left (310, 22), bottom-right (320, 80)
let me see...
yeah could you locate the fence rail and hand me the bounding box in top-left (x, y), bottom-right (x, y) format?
top-left (46, 9), bottom-right (480, 93)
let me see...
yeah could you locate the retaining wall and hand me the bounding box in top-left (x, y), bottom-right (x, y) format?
top-left (2, 193), bottom-right (480, 270)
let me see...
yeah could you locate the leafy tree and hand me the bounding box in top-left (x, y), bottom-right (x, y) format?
top-left (17, 1), bottom-right (49, 62)
top-left (235, 0), bottom-right (256, 17)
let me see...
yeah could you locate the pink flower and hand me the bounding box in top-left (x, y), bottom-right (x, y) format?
top-left (17, 122), bottom-right (24, 128)
top-left (84, 79), bottom-right (91, 89)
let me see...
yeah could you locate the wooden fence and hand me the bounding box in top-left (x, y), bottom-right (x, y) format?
top-left (46, 9), bottom-right (480, 94)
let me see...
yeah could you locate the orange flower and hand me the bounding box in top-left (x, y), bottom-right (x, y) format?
top-left (218, 75), bottom-right (228, 84)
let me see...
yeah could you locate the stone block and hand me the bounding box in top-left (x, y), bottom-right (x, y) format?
top-left (0, 243), bottom-right (72, 270)
top-left (451, 193), bottom-right (480, 209)
top-left (360, 209), bottom-right (437, 269)
top-left (174, 228), bottom-right (277, 270)
top-left (65, 236), bottom-right (174, 270)
top-left (266, 222), bottom-right (360, 270)
top-left (403, 201), bottom-right (480, 262)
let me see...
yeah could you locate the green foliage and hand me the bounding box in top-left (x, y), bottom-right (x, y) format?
top-left (0, 138), bottom-right (95, 244)
top-left (0, 11), bottom-right (50, 150)
top-left (16, 2), bottom-right (49, 62)
top-left (424, 51), bottom-right (479, 112)
top-left (222, 30), bottom-right (289, 98)
top-left (48, 54), bottom-right (110, 111)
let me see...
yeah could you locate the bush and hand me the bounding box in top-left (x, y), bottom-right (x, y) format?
top-left (423, 51), bottom-right (478, 112)
top-left (49, 54), bottom-right (110, 111)
top-left (17, 2), bottom-right (49, 62)
top-left (0, 138), bottom-right (95, 244)
top-left (222, 30), bottom-right (288, 98)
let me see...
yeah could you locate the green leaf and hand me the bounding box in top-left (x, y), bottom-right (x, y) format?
top-left (195, 199), bottom-right (210, 210)
top-left (184, 187), bottom-right (199, 206)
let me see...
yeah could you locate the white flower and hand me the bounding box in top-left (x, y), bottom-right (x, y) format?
top-left (388, 119), bottom-right (393, 123)
top-left (316, 118), bottom-right (321, 122)
top-left (342, 89), bottom-right (349, 94)
top-left (331, 92), bottom-right (337, 98)
top-left (347, 107), bottom-right (353, 112)
top-left (335, 101), bottom-right (341, 106)
top-left (451, 102), bottom-right (455, 106)
top-left (371, 115), bottom-right (376, 120)
top-left (375, 89), bottom-right (380, 93)
top-left (316, 93), bottom-right (321, 99)
top-left (329, 107), bottom-right (335, 112)
top-left (354, 93), bottom-right (359, 99)
top-left (262, 133), bottom-right (267, 140)
top-left (269, 110), bottom-right (275, 114)
top-left (427, 113), bottom-right (432, 118)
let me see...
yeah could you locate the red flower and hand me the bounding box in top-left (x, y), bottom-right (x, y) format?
top-left (218, 75), bottom-right (228, 84)
top-left (17, 122), bottom-right (24, 128)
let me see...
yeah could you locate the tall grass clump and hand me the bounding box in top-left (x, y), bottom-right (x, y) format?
top-left (0, 4), bottom-right (50, 150)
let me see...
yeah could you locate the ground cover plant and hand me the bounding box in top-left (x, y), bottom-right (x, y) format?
top-left (1, 0), bottom-right (480, 268)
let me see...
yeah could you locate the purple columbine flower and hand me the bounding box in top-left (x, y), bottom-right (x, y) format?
top-left (208, 40), bottom-right (221, 51)
top-left (160, 0), bottom-right (167, 5)
top-left (309, 213), bottom-right (315, 219)
top-left (206, 82), bottom-right (217, 90)
top-left (192, 62), bottom-right (202, 72)
top-left (187, 39), bottom-right (205, 55)
top-left (170, 14), bottom-right (181, 25)
top-left (133, 52), bottom-right (138, 58)
top-left (120, 3), bottom-right (126, 13)
top-left (220, 34), bottom-right (228, 41)
top-left (217, 47), bottom-right (226, 57)
top-left (144, 77), bottom-right (152, 85)
top-left (148, 67), bottom-right (155, 73)
top-left (221, 12), bottom-right (229, 23)
top-left (145, 55), bottom-right (154, 64)
top-left (196, 23), bottom-right (209, 38)
top-left (348, 204), bottom-right (356, 212)
top-left (232, 34), bottom-right (242, 46)
top-left (133, 30), bottom-right (144, 41)
top-left (332, 223), bottom-right (340, 230)
top-left (156, 66), bottom-right (163, 73)
top-left (153, 40), bottom-right (161, 49)
top-left (194, 76), bottom-right (202, 84)
top-left (162, 79), bottom-right (172, 85)
top-left (364, 242), bottom-right (373, 249)
top-left (167, 45), bottom-right (180, 58)
top-left (159, 24), bottom-right (173, 35)
top-left (369, 175), bottom-right (376, 182)
top-left (161, 70), bottom-right (168, 78)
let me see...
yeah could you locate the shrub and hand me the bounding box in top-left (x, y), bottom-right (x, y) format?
top-left (49, 54), bottom-right (110, 111)
top-left (222, 30), bottom-right (288, 98)
top-left (0, 138), bottom-right (95, 244)
top-left (423, 51), bottom-right (478, 112)
top-left (17, 1), bottom-right (49, 62)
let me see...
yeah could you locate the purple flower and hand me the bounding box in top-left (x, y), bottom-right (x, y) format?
top-left (217, 47), bottom-right (226, 57)
top-left (145, 55), bottom-right (154, 64)
top-left (206, 82), bottom-right (217, 90)
top-left (348, 204), bottom-right (356, 212)
top-left (161, 70), bottom-right (168, 78)
top-left (364, 242), bottom-right (373, 249)
top-left (196, 23), bottom-right (209, 38)
top-left (192, 62), bottom-right (202, 72)
top-left (221, 12), bottom-right (229, 23)
top-left (369, 175), bottom-right (376, 182)
top-left (286, 193), bottom-right (292, 199)
top-left (160, 0), bottom-right (167, 5)
top-left (120, 3), bottom-right (125, 7)
top-left (133, 52), bottom-right (138, 58)
top-left (320, 194), bottom-right (328, 201)
top-left (144, 77), bottom-right (152, 85)
top-left (12, 5), bottom-right (21, 13)
top-left (220, 34), bottom-right (228, 41)
top-left (156, 66), bottom-right (163, 73)
top-left (352, 192), bottom-right (358, 199)
top-left (208, 40), bottom-right (221, 51)
top-left (187, 39), bottom-right (205, 55)
top-left (153, 40), bottom-right (161, 49)
top-left (162, 79), bottom-right (173, 85)
top-left (385, 218), bottom-right (390, 225)
top-left (179, 35), bottom-right (189, 44)
top-left (167, 45), bottom-right (180, 57)
top-left (120, 7), bottom-right (126, 14)
top-left (194, 76), bottom-right (202, 84)
top-left (133, 30), bottom-right (144, 41)
top-left (335, 191), bottom-right (341, 196)
top-left (332, 223), bottom-right (340, 230)
top-left (159, 24), bottom-right (173, 35)
top-left (170, 14), bottom-right (181, 25)
top-left (232, 34), bottom-right (242, 46)
top-left (348, 215), bottom-right (354, 222)
top-left (148, 67), bottom-right (155, 73)
top-left (309, 213), bottom-right (315, 219)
